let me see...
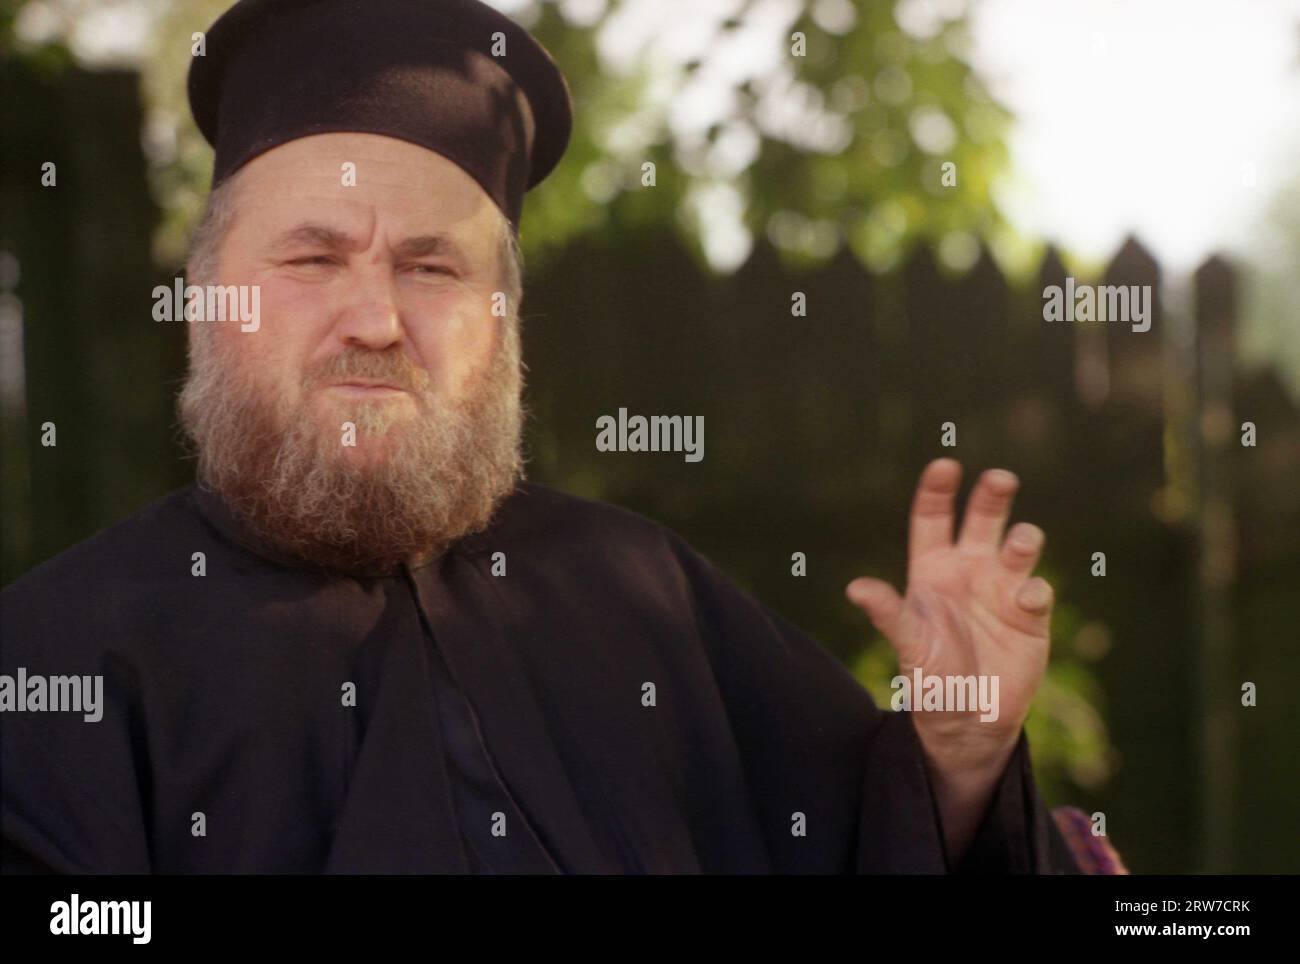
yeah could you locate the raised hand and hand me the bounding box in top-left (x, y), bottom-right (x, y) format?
top-left (845, 458), bottom-right (1054, 858)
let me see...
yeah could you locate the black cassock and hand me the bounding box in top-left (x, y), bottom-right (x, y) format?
top-left (1, 483), bottom-right (1078, 874)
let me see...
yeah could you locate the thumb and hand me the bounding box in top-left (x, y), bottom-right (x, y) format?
top-left (846, 577), bottom-right (904, 642)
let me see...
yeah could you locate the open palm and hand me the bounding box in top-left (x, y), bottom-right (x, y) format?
top-left (847, 459), bottom-right (1053, 772)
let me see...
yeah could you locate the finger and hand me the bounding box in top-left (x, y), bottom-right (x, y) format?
top-left (846, 577), bottom-right (903, 642)
top-left (999, 522), bottom-right (1045, 579)
top-left (1012, 576), bottom-right (1054, 636)
top-left (908, 459), bottom-right (962, 569)
top-left (957, 468), bottom-right (1019, 553)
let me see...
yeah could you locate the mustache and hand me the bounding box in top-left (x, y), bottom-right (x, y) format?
top-left (304, 348), bottom-right (432, 394)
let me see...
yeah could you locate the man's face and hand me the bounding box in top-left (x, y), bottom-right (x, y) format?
top-left (214, 131), bottom-right (504, 461)
top-left (179, 132), bottom-right (525, 573)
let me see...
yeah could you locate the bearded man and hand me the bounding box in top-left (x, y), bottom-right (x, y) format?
top-left (0, 0), bottom-right (1078, 874)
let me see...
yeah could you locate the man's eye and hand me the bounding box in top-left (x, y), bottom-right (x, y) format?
top-left (407, 264), bottom-right (454, 276)
top-left (288, 256), bottom-right (336, 266)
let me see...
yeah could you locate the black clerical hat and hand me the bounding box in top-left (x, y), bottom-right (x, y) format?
top-left (187, 0), bottom-right (573, 225)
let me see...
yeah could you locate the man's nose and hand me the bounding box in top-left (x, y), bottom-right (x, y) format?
top-left (334, 269), bottom-right (404, 350)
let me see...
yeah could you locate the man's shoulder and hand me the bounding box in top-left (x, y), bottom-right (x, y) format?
top-left (479, 481), bottom-right (681, 555)
top-left (1, 485), bottom-right (203, 607)
top-left (469, 481), bottom-right (739, 604)
top-left (477, 481), bottom-right (757, 608)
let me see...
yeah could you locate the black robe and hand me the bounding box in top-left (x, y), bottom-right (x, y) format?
top-left (1, 482), bottom-right (1078, 873)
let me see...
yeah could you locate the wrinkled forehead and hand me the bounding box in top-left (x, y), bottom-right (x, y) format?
top-left (229, 132), bottom-right (502, 237)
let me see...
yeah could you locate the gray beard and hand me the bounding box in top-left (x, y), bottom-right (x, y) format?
top-left (177, 320), bottom-right (526, 575)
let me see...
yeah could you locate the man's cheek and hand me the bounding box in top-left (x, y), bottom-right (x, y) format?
top-left (239, 283), bottom-right (261, 332)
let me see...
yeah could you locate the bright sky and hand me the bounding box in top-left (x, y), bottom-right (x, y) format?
top-left (970, 0), bottom-right (1300, 269)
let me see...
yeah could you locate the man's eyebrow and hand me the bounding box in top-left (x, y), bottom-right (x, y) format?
top-left (269, 224), bottom-right (359, 251)
top-left (269, 224), bottom-right (467, 260)
top-left (390, 233), bottom-right (466, 260)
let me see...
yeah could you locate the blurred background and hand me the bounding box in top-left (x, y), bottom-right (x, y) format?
top-left (2, 0), bottom-right (1297, 872)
